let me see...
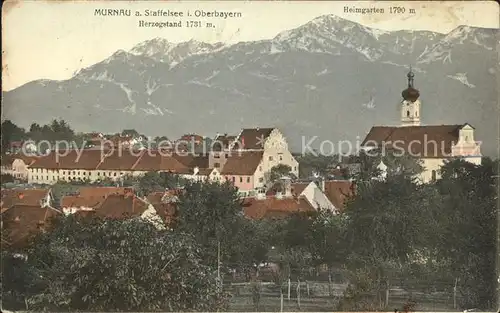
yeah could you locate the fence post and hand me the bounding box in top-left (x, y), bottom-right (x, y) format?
top-left (280, 290), bottom-right (284, 312)
top-left (453, 277), bottom-right (458, 309)
top-left (297, 278), bottom-right (301, 310)
top-left (287, 278), bottom-right (291, 300)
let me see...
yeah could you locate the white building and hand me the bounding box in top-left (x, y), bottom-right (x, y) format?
top-left (361, 68), bottom-right (482, 183)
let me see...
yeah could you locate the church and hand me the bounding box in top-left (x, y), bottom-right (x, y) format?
top-left (361, 68), bottom-right (482, 183)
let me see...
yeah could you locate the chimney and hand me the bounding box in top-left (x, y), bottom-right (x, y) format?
top-left (283, 177), bottom-right (292, 197)
top-left (18, 193), bottom-right (24, 199)
top-left (241, 137), bottom-right (245, 149)
top-left (317, 178), bottom-right (325, 192)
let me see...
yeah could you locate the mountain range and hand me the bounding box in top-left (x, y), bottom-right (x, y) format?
top-left (2, 14), bottom-right (499, 155)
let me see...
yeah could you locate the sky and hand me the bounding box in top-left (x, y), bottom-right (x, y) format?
top-left (2, 0), bottom-right (499, 91)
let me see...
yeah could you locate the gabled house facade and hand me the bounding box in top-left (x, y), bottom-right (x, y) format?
top-left (211, 127), bottom-right (299, 193)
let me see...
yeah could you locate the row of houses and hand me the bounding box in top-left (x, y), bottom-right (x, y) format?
top-left (1, 179), bottom-right (354, 248)
top-left (2, 128), bottom-right (300, 195)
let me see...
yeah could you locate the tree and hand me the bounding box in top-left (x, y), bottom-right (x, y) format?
top-left (121, 129), bottom-right (140, 138)
top-left (1, 120), bottom-right (26, 151)
top-left (136, 171), bottom-right (187, 196)
top-left (1, 173), bottom-right (15, 184)
top-left (269, 164), bottom-right (296, 182)
top-left (432, 158), bottom-right (498, 309)
top-left (10, 216), bottom-right (228, 311)
top-left (175, 181), bottom-right (251, 268)
top-left (50, 181), bottom-right (81, 208)
top-left (296, 153), bottom-right (339, 178)
top-left (342, 172), bottom-right (439, 309)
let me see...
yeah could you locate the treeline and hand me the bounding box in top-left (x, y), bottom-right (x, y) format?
top-left (0, 119), bottom-right (157, 152)
top-left (1, 157), bottom-right (498, 311)
top-left (1, 119), bottom-right (76, 150)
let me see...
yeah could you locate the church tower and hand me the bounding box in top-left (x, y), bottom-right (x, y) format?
top-left (400, 67), bottom-right (421, 126)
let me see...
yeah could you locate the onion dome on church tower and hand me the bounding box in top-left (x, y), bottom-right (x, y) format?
top-left (401, 67), bottom-right (420, 102)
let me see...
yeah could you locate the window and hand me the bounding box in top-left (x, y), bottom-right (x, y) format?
top-left (98, 172), bottom-right (100, 176)
top-left (406, 110), bottom-right (410, 117)
top-left (225, 154), bottom-right (229, 158)
top-left (279, 155), bottom-right (283, 161)
top-left (214, 162), bottom-right (220, 168)
top-left (73, 171), bottom-right (76, 175)
top-left (232, 177), bottom-right (235, 183)
top-left (465, 135), bottom-right (469, 142)
top-left (431, 170), bottom-right (437, 182)
top-left (259, 177), bottom-right (264, 183)
top-left (114, 172), bottom-right (117, 176)
top-left (62, 171), bottom-right (65, 175)
top-left (294, 166), bottom-right (297, 171)
top-left (78, 171), bottom-right (80, 175)
top-left (214, 154), bottom-right (220, 159)
top-left (46, 176), bottom-right (48, 180)
top-left (246, 177), bottom-right (250, 183)
top-left (109, 172), bottom-right (112, 176)
top-left (240, 177), bottom-right (243, 183)
top-left (269, 156), bottom-right (273, 161)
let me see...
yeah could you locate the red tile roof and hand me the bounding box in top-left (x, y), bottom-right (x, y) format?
top-left (1, 189), bottom-right (50, 209)
top-left (179, 134), bottom-right (203, 143)
top-left (133, 153), bottom-right (189, 172)
top-left (146, 192), bottom-right (165, 204)
top-left (60, 195), bottom-right (103, 209)
top-left (25, 149), bottom-right (210, 173)
top-left (96, 150), bottom-right (144, 170)
top-left (361, 125), bottom-right (465, 158)
top-left (291, 183), bottom-right (309, 196)
top-left (87, 194), bottom-right (149, 219)
top-left (30, 150), bottom-right (104, 170)
top-left (1, 153), bottom-right (38, 166)
top-left (213, 134), bottom-right (237, 151)
top-left (323, 181), bottom-right (355, 211)
top-left (220, 151), bottom-right (263, 175)
top-left (78, 187), bottom-right (134, 199)
top-left (243, 196), bottom-right (315, 219)
top-left (236, 128), bottom-right (274, 150)
top-left (1, 205), bottom-right (61, 248)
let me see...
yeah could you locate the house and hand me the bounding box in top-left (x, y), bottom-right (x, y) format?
top-left (23, 127), bottom-right (297, 191)
top-left (146, 190), bottom-right (181, 227)
top-left (60, 195), bottom-right (102, 215)
top-left (242, 177), bottom-right (317, 219)
top-left (243, 196), bottom-right (316, 220)
top-left (1, 154), bottom-right (37, 180)
top-left (70, 190), bottom-right (167, 230)
top-left (1, 188), bottom-right (54, 209)
top-left (291, 181), bottom-right (337, 212)
top-left (27, 149), bottom-right (103, 184)
top-left (361, 69), bottom-right (481, 183)
top-left (60, 187), bottom-right (134, 214)
top-left (211, 127), bottom-right (299, 193)
top-left (220, 151), bottom-right (264, 193)
top-left (1, 188), bottom-right (60, 248)
top-left (321, 180), bottom-right (356, 212)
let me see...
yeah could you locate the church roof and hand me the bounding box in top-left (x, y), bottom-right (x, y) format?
top-left (361, 124), bottom-right (467, 158)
